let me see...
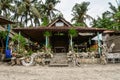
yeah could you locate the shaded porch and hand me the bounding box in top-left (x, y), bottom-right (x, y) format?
top-left (50, 32), bottom-right (69, 53)
top-left (12, 17), bottom-right (105, 53)
top-left (12, 28), bottom-right (103, 53)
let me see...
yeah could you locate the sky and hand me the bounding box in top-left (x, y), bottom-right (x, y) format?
top-left (55, 0), bottom-right (117, 24)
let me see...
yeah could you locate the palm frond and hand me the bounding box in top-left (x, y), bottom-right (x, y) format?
top-left (30, 6), bottom-right (40, 18)
top-left (109, 2), bottom-right (117, 13)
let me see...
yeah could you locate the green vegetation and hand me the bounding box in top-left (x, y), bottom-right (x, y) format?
top-left (0, 0), bottom-right (120, 30)
top-left (0, 31), bottom-right (8, 49)
top-left (12, 34), bottom-right (26, 47)
top-left (71, 2), bottom-right (93, 27)
top-left (12, 33), bottom-right (26, 54)
top-left (68, 28), bottom-right (78, 51)
top-left (44, 31), bottom-right (52, 52)
top-left (92, 12), bottom-right (114, 30)
top-left (92, 0), bottom-right (120, 30)
top-left (0, 0), bottom-right (61, 27)
top-left (0, 0), bottom-right (14, 17)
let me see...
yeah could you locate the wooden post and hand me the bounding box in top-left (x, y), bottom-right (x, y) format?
top-left (5, 24), bottom-right (10, 50)
top-left (70, 35), bottom-right (73, 51)
top-left (18, 31), bottom-right (21, 53)
top-left (97, 32), bottom-right (101, 55)
top-left (89, 38), bottom-right (91, 45)
top-left (45, 36), bottom-right (48, 52)
top-left (5, 24), bottom-right (12, 58)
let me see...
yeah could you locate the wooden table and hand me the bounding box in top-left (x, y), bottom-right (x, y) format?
top-left (54, 47), bottom-right (66, 53)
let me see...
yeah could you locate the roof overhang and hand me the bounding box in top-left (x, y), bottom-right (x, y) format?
top-left (13, 27), bottom-right (105, 32)
top-left (12, 16), bottom-right (105, 42)
top-left (78, 32), bottom-right (94, 36)
top-left (12, 27), bottom-right (105, 42)
top-left (0, 16), bottom-right (15, 25)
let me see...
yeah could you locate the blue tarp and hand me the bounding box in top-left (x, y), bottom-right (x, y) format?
top-left (5, 49), bottom-right (12, 58)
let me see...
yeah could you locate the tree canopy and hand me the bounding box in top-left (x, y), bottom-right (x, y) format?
top-left (71, 2), bottom-right (93, 27)
top-left (0, 0), bottom-right (61, 27)
top-left (0, 0), bottom-right (120, 31)
top-left (91, 0), bottom-right (120, 30)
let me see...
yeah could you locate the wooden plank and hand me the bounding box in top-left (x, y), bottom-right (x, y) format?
top-left (49, 64), bottom-right (68, 67)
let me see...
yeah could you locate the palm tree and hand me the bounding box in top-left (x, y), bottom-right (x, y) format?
top-left (41, 0), bottom-right (61, 23)
top-left (92, 12), bottom-right (114, 30)
top-left (68, 28), bottom-right (78, 51)
top-left (0, 0), bottom-right (14, 17)
top-left (32, 1), bottom-right (43, 27)
top-left (107, 0), bottom-right (120, 30)
top-left (71, 2), bottom-right (93, 27)
top-left (91, 0), bottom-right (120, 30)
top-left (108, 0), bottom-right (119, 15)
top-left (12, 0), bottom-right (40, 27)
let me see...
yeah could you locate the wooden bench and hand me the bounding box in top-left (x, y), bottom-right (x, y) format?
top-left (106, 53), bottom-right (120, 63)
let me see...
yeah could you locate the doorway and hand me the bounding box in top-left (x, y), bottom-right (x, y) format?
top-left (51, 33), bottom-right (69, 53)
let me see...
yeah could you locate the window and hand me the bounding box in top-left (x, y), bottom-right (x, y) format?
top-left (55, 22), bottom-right (64, 27)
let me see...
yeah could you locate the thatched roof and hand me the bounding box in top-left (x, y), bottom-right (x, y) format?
top-left (12, 17), bottom-right (105, 42)
top-left (0, 26), bottom-right (16, 38)
top-left (0, 16), bottom-right (15, 25)
top-left (13, 26), bottom-right (105, 32)
top-left (13, 16), bottom-right (105, 33)
top-left (103, 30), bottom-right (120, 35)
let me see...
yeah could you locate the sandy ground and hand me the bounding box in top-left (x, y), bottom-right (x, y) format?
top-left (0, 63), bottom-right (120, 80)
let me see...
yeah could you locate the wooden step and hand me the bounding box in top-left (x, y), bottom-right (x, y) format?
top-left (49, 64), bottom-right (68, 67)
top-left (50, 53), bottom-right (67, 64)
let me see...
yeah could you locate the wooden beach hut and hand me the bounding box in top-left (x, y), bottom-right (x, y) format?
top-left (13, 17), bottom-right (105, 53)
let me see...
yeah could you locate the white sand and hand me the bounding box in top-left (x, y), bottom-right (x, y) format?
top-left (0, 63), bottom-right (120, 80)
